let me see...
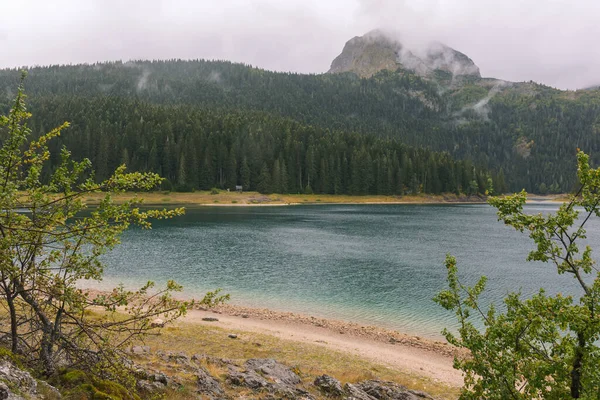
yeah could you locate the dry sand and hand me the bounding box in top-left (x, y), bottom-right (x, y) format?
top-left (189, 304), bottom-right (465, 387)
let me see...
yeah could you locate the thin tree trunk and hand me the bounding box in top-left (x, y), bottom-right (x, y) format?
top-left (570, 331), bottom-right (585, 398)
top-left (14, 280), bottom-right (56, 375)
top-left (6, 295), bottom-right (18, 353)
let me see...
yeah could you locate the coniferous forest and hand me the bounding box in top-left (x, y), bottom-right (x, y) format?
top-left (1, 59), bottom-right (598, 194)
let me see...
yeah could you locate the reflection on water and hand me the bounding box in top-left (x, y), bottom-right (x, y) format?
top-left (99, 203), bottom-right (599, 338)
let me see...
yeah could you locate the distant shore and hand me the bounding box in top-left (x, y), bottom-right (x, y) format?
top-left (80, 190), bottom-right (567, 207)
top-left (82, 190), bottom-right (486, 206)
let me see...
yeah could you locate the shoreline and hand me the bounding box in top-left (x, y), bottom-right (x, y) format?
top-left (187, 302), bottom-right (466, 387)
top-left (204, 303), bottom-right (458, 357)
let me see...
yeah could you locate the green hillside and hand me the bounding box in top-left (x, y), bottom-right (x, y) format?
top-left (1, 55), bottom-right (598, 193)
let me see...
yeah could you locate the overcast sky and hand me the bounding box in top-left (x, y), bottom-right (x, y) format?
top-left (1, 0), bottom-right (598, 89)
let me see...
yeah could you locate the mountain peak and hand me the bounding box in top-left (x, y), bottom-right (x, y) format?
top-left (328, 30), bottom-right (480, 80)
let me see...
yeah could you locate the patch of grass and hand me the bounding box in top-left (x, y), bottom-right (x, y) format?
top-left (231, 200), bottom-right (238, 204)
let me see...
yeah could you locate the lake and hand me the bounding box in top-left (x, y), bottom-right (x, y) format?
top-left (99, 203), bottom-right (599, 339)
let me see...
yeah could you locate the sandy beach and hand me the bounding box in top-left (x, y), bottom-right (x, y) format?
top-left (189, 303), bottom-right (465, 388)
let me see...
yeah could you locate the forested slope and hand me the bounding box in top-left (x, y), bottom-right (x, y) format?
top-left (18, 95), bottom-right (496, 195)
top-left (0, 58), bottom-right (598, 193)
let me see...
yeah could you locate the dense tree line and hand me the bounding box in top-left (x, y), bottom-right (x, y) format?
top-left (18, 96), bottom-right (501, 195)
top-left (1, 60), bottom-right (598, 192)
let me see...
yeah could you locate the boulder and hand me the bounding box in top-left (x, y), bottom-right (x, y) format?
top-left (0, 360), bottom-right (37, 399)
top-left (202, 317), bottom-right (219, 322)
top-left (155, 350), bottom-right (193, 368)
top-left (314, 374), bottom-right (344, 396)
top-left (344, 383), bottom-right (377, 400)
top-left (227, 367), bottom-right (269, 389)
top-left (0, 359), bottom-right (61, 399)
top-left (149, 372), bottom-right (169, 386)
top-left (245, 358), bottom-right (301, 386)
top-left (136, 379), bottom-right (165, 393)
top-left (0, 382), bottom-right (11, 400)
top-left (196, 367), bottom-right (224, 397)
top-left (354, 380), bottom-right (434, 400)
top-left (130, 345), bottom-right (151, 355)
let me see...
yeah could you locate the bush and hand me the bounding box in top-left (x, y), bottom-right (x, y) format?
top-left (436, 151), bottom-right (600, 399)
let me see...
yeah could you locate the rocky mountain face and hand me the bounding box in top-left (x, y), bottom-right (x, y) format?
top-left (328, 30), bottom-right (481, 80)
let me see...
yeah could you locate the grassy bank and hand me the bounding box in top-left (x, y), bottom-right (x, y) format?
top-left (81, 190), bottom-right (487, 206)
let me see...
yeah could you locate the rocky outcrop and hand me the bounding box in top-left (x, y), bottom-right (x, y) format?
top-left (355, 380), bottom-right (434, 399)
top-left (0, 359), bottom-right (61, 399)
top-left (329, 31), bottom-right (400, 78)
top-left (128, 348), bottom-right (436, 400)
top-left (245, 358), bottom-right (302, 386)
top-left (329, 29), bottom-right (480, 80)
top-left (196, 367), bottom-right (225, 398)
top-left (314, 376), bottom-right (434, 400)
top-left (226, 358), bottom-right (315, 399)
top-left (314, 374), bottom-right (344, 396)
top-left (0, 344), bottom-right (437, 400)
top-left (344, 383), bottom-right (376, 400)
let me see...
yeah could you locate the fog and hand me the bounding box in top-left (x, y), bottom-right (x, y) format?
top-left (0, 0), bottom-right (597, 89)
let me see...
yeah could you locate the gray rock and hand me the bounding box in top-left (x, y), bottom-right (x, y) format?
top-left (344, 383), bottom-right (377, 400)
top-left (228, 334), bottom-right (238, 339)
top-left (354, 380), bottom-right (433, 400)
top-left (192, 354), bottom-right (237, 368)
top-left (227, 368), bottom-right (269, 389)
top-left (244, 358), bottom-right (301, 386)
top-left (408, 390), bottom-right (434, 399)
top-left (0, 360), bottom-right (37, 398)
top-left (202, 317), bottom-right (219, 322)
top-left (130, 345), bottom-right (151, 355)
top-left (314, 374), bottom-right (344, 396)
top-left (155, 350), bottom-right (193, 368)
top-left (136, 379), bottom-right (165, 393)
top-left (149, 372), bottom-right (169, 386)
top-left (0, 382), bottom-right (10, 400)
top-left (196, 367), bottom-right (224, 397)
top-left (228, 360), bottom-right (312, 399)
top-left (0, 381), bottom-right (24, 400)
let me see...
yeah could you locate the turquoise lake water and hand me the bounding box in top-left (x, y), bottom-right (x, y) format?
top-left (99, 203), bottom-right (600, 338)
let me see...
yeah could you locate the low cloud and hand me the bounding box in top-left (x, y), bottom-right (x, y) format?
top-left (355, 0), bottom-right (600, 89)
top-left (0, 0), bottom-right (597, 89)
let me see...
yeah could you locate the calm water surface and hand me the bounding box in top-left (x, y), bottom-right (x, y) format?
top-left (100, 203), bottom-right (600, 338)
